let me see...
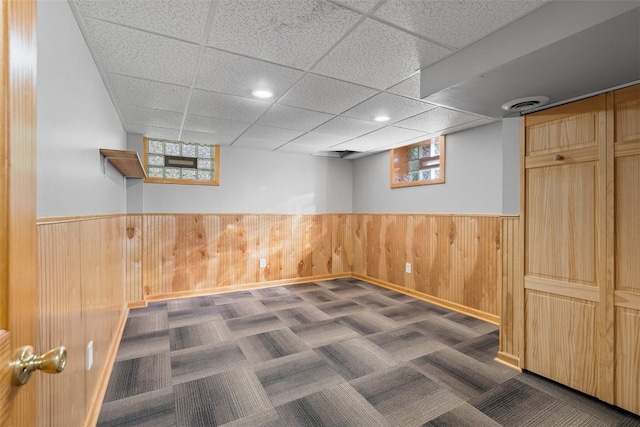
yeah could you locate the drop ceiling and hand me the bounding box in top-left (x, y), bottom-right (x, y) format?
top-left (69, 0), bottom-right (639, 157)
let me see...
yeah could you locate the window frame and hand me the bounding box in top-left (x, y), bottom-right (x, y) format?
top-left (142, 137), bottom-right (220, 186)
top-left (389, 135), bottom-right (445, 188)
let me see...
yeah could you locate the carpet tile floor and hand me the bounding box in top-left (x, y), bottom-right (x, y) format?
top-left (97, 278), bottom-right (640, 427)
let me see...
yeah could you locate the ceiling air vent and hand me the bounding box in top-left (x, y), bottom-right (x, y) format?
top-left (313, 150), bottom-right (362, 159)
top-left (501, 96), bottom-right (550, 112)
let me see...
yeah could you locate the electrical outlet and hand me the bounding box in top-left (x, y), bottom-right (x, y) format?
top-left (405, 263), bottom-right (412, 274)
top-left (87, 341), bottom-right (94, 371)
top-left (259, 258), bottom-right (267, 269)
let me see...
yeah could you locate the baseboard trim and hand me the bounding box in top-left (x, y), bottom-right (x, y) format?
top-left (352, 273), bottom-right (500, 325)
top-left (84, 305), bottom-right (129, 427)
top-left (143, 273), bottom-right (352, 303)
top-left (494, 351), bottom-right (522, 371)
top-left (128, 301), bottom-right (147, 309)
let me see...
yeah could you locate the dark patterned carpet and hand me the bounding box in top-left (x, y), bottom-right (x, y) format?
top-left (97, 278), bottom-right (640, 426)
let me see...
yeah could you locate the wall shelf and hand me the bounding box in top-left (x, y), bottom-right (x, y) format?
top-left (100, 149), bottom-right (147, 178)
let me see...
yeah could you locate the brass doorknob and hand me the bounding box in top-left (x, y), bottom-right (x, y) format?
top-left (11, 345), bottom-right (67, 386)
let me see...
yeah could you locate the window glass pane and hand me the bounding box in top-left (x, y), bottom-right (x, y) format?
top-left (408, 147), bottom-right (419, 160)
top-left (431, 142), bottom-right (440, 156)
top-left (182, 143), bottom-right (197, 157)
top-left (198, 170), bottom-right (212, 181)
top-left (408, 160), bottom-right (419, 172)
top-left (419, 145), bottom-right (430, 159)
top-left (148, 140), bottom-right (164, 154)
top-left (182, 169), bottom-right (197, 180)
top-left (198, 158), bottom-right (212, 170)
top-left (148, 154), bottom-right (164, 166)
top-left (198, 145), bottom-right (211, 158)
top-left (148, 167), bottom-right (164, 178)
top-left (165, 142), bottom-right (180, 156)
top-left (165, 167), bottom-right (181, 179)
top-left (419, 169), bottom-right (430, 180)
top-left (432, 167), bottom-right (441, 179)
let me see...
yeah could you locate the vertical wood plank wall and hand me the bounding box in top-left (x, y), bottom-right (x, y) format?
top-left (37, 216), bottom-right (127, 427)
top-left (497, 216), bottom-right (522, 367)
top-left (350, 214), bottom-right (501, 318)
top-left (127, 214), bottom-right (502, 320)
top-left (37, 212), bottom-right (511, 425)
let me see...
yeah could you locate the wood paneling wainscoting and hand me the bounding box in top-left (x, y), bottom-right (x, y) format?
top-left (37, 212), bottom-right (513, 425)
top-left (37, 216), bottom-right (128, 427)
top-left (125, 214), bottom-right (503, 324)
top-left (350, 214), bottom-right (502, 322)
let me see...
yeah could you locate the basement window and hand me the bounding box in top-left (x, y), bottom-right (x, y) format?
top-left (143, 137), bottom-right (220, 186)
top-left (390, 136), bottom-right (445, 188)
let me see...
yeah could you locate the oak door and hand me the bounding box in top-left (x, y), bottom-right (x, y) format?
top-left (0, 0), bottom-right (38, 425)
top-left (522, 94), bottom-right (608, 399)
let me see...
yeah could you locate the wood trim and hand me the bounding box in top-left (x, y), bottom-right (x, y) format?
top-left (144, 273), bottom-right (352, 302)
top-left (127, 301), bottom-right (148, 309)
top-left (37, 214), bottom-right (124, 225)
top-left (494, 351), bottom-right (522, 372)
top-left (518, 116), bottom-right (527, 366)
top-left (524, 94), bottom-right (603, 127)
top-left (0, 331), bottom-right (9, 427)
top-left (499, 216), bottom-right (522, 365)
top-left (143, 177), bottom-right (220, 186)
top-left (614, 140), bottom-right (640, 158)
top-left (524, 146), bottom-right (599, 169)
top-left (601, 90), bottom-right (615, 403)
top-left (615, 291), bottom-right (640, 310)
top-left (83, 307), bottom-right (128, 427)
top-left (352, 273), bottom-right (499, 325)
top-left (524, 276), bottom-right (600, 302)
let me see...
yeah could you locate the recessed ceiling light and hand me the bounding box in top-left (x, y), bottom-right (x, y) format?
top-left (252, 90), bottom-right (273, 99)
top-left (374, 115), bottom-right (390, 122)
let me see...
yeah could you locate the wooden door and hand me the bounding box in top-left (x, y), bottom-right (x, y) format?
top-left (611, 84), bottom-right (640, 414)
top-left (522, 94), bottom-right (608, 399)
top-left (0, 0), bottom-right (38, 425)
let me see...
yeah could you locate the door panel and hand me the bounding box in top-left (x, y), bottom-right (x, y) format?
top-left (525, 290), bottom-right (598, 396)
top-left (0, 0), bottom-right (38, 425)
top-left (526, 162), bottom-right (598, 285)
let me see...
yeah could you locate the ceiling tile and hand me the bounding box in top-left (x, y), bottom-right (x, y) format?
top-left (107, 74), bottom-right (189, 113)
top-left (387, 73), bottom-right (421, 99)
top-left (332, 126), bottom-right (425, 151)
top-left (242, 125), bottom-right (304, 142)
top-left (120, 105), bottom-right (184, 129)
top-left (233, 137), bottom-right (284, 151)
top-left (342, 92), bottom-right (437, 123)
top-left (312, 116), bottom-right (384, 137)
top-left (183, 114), bottom-right (251, 137)
top-left (276, 143), bottom-right (322, 155)
top-left (124, 124), bottom-right (180, 140)
top-left (312, 18), bottom-right (452, 89)
top-left (329, 0), bottom-right (381, 14)
top-left (196, 48), bottom-right (304, 99)
top-left (180, 129), bottom-right (237, 146)
top-left (73, 0), bottom-right (211, 43)
top-left (81, 18), bottom-right (199, 86)
top-left (394, 107), bottom-right (481, 133)
top-left (279, 74), bottom-right (377, 114)
top-left (189, 89), bottom-right (271, 122)
top-left (257, 104), bottom-right (334, 132)
top-left (374, 0), bottom-right (548, 49)
top-left (207, 0), bottom-right (362, 69)
top-left (289, 132), bottom-right (351, 147)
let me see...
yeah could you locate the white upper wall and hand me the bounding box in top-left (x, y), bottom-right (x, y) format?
top-left (141, 145), bottom-right (353, 214)
top-left (352, 122), bottom-right (503, 214)
top-left (37, 0), bottom-right (126, 217)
